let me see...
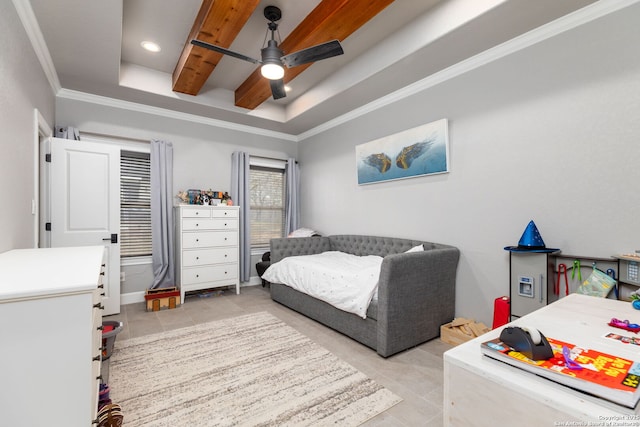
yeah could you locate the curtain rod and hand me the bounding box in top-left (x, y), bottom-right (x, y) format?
top-left (251, 154), bottom-right (297, 164)
top-left (79, 130), bottom-right (149, 144)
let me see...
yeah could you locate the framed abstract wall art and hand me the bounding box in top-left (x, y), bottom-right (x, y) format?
top-left (355, 118), bottom-right (449, 185)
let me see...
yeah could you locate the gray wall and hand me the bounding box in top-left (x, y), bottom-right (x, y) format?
top-left (0, 0), bottom-right (55, 253)
top-left (55, 98), bottom-right (297, 295)
top-left (298, 5), bottom-right (640, 325)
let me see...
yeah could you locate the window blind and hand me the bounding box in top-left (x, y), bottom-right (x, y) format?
top-left (120, 151), bottom-right (152, 257)
top-left (250, 166), bottom-right (285, 247)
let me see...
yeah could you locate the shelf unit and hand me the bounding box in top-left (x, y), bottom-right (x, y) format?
top-left (614, 254), bottom-right (640, 300)
top-left (509, 252), bottom-right (622, 320)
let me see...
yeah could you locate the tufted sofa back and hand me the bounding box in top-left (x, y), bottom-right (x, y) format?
top-left (270, 234), bottom-right (452, 263)
top-left (270, 236), bottom-right (331, 262)
top-left (328, 235), bottom-right (442, 257)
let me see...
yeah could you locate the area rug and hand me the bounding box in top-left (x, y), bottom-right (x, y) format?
top-left (109, 311), bottom-right (401, 426)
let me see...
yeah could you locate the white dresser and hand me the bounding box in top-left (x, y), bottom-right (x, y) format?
top-left (0, 246), bottom-right (106, 427)
top-left (175, 205), bottom-right (240, 301)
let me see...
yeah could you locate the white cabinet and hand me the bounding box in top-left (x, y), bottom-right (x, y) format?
top-left (0, 246), bottom-right (106, 427)
top-left (175, 205), bottom-right (240, 301)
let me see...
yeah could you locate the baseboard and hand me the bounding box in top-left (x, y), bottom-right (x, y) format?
top-left (120, 278), bottom-right (263, 306)
top-left (248, 275), bottom-right (263, 286)
top-left (120, 291), bottom-right (145, 305)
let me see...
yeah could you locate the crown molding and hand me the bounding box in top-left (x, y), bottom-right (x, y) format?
top-left (297, 0), bottom-right (638, 141)
top-left (17, 0), bottom-right (636, 143)
top-left (56, 89), bottom-right (299, 142)
top-left (11, 0), bottom-right (61, 95)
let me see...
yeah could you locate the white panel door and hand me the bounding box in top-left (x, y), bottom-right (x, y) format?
top-left (49, 138), bottom-right (121, 315)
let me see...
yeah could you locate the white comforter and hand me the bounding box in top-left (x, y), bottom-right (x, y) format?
top-left (262, 251), bottom-right (383, 319)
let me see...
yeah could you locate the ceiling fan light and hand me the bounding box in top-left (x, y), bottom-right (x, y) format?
top-left (261, 63), bottom-right (284, 80)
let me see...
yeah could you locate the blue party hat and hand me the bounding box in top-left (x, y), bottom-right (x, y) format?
top-left (504, 220), bottom-right (559, 253)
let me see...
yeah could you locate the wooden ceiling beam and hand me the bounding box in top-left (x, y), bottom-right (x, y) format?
top-left (235, 0), bottom-right (395, 110)
top-left (172, 0), bottom-right (260, 95)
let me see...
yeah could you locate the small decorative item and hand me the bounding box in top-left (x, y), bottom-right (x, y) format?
top-left (177, 189), bottom-right (228, 205)
top-left (356, 118), bottom-right (449, 185)
top-left (187, 189), bottom-right (201, 204)
top-left (221, 192), bottom-right (232, 205)
top-left (503, 220), bottom-right (559, 253)
top-left (176, 191), bottom-right (189, 204)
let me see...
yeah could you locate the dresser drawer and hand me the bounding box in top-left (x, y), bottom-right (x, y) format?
top-left (183, 248), bottom-right (238, 266)
top-left (211, 209), bottom-right (238, 219)
top-left (182, 231), bottom-right (238, 248)
top-left (182, 218), bottom-right (238, 231)
top-left (181, 208), bottom-right (212, 218)
top-left (182, 264), bottom-right (238, 285)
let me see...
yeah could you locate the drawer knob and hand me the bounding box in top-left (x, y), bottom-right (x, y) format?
top-left (224, 237), bottom-right (227, 241)
top-left (224, 254), bottom-right (227, 258)
top-left (97, 325), bottom-right (104, 331)
top-left (93, 303), bottom-right (104, 309)
top-left (196, 239), bottom-right (199, 242)
top-left (196, 256), bottom-right (199, 260)
top-left (195, 212), bottom-right (199, 215)
top-left (195, 223), bottom-right (199, 227)
top-left (93, 355), bottom-right (101, 361)
top-left (196, 274), bottom-right (199, 278)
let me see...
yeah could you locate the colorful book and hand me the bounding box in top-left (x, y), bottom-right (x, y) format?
top-left (481, 336), bottom-right (640, 408)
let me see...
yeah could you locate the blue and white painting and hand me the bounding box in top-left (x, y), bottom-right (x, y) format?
top-left (356, 119), bottom-right (449, 185)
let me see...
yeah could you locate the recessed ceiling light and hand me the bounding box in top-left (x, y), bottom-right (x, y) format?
top-left (141, 41), bottom-right (161, 53)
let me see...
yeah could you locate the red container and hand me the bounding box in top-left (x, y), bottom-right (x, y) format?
top-left (492, 296), bottom-right (510, 329)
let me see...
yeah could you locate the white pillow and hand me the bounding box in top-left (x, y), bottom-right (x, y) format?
top-left (288, 227), bottom-right (319, 238)
top-left (405, 244), bottom-right (424, 253)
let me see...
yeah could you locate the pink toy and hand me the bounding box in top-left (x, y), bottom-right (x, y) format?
top-left (609, 318), bottom-right (640, 334)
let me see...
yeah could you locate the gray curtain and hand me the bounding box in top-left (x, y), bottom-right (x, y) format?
top-left (285, 158), bottom-right (300, 234)
top-left (231, 151), bottom-right (250, 282)
top-left (150, 139), bottom-right (175, 289)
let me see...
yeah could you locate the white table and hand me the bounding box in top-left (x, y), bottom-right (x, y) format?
top-left (444, 294), bottom-right (640, 426)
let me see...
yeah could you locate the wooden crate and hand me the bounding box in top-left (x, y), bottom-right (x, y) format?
top-left (145, 287), bottom-right (181, 311)
top-left (441, 318), bottom-right (490, 346)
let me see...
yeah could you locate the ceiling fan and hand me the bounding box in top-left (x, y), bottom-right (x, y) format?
top-left (191, 5), bottom-right (344, 100)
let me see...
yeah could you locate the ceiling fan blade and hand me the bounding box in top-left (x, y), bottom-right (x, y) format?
top-left (270, 79), bottom-right (286, 100)
top-left (281, 40), bottom-right (344, 68)
top-left (191, 39), bottom-right (260, 65)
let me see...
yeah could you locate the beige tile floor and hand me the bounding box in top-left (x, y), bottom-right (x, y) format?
top-left (103, 285), bottom-right (452, 426)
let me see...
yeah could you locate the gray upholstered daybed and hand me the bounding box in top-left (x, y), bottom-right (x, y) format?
top-left (268, 235), bottom-right (460, 357)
